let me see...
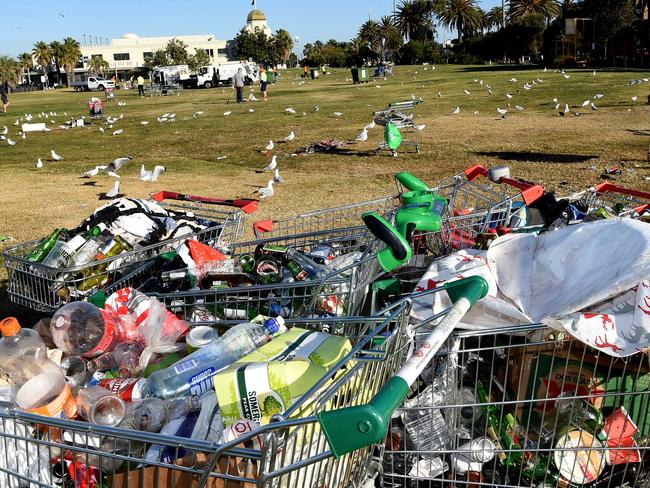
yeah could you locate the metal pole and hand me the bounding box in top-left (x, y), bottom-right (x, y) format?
top-left (502, 0), bottom-right (507, 62)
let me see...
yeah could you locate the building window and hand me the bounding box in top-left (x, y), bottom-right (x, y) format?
top-left (204, 49), bottom-right (214, 57)
top-left (218, 48), bottom-right (228, 56)
top-left (113, 53), bottom-right (130, 61)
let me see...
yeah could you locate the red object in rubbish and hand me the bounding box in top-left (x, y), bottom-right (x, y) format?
top-left (186, 239), bottom-right (227, 267)
top-left (600, 407), bottom-right (641, 465)
top-left (464, 164), bottom-right (544, 206)
top-left (150, 191), bottom-right (258, 214)
top-left (594, 182), bottom-right (650, 215)
top-left (253, 219), bottom-right (274, 237)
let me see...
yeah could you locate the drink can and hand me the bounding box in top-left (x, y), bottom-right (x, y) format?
top-left (98, 377), bottom-right (145, 402)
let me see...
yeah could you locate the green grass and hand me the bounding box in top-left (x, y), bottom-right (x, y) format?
top-left (1, 64), bottom-right (650, 314)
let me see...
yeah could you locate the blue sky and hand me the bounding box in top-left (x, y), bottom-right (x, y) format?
top-left (1, 0), bottom-right (502, 57)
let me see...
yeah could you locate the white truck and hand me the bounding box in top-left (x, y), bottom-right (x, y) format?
top-left (150, 65), bottom-right (192, 87)
top-left (70, 73), bottom-right (116, 92)
top-left (189, 61), bottom-right (259, 88)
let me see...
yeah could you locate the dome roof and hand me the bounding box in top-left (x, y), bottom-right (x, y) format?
top-left (122, 33), bottom-right (139, 39)
top-left (247, 9), bottom-right (266, 22)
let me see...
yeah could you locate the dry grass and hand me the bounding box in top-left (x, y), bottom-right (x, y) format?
top-left (1, 64), bottom-right (650, 315)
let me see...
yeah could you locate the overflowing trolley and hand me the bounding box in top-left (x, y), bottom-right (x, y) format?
top-left (0, 278), bottom-right (485, 488)
top-left (2, 192), bottom-right (256, 313)
top-left (374, 100), bottom-right (424, 156)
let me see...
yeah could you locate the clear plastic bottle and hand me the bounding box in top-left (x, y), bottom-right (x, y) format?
top-left (121, 396), bottom-right (201, 432)
top-left (140, 317), bottom-right (287, 399)
top-left (50, 301), bottom-right (120, 358)
top-left (87, 341), bottom-right (145, 376)
top-left (0, 317), bottom-right (47, 365)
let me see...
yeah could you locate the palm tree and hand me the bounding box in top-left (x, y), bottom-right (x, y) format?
top-left (358, 20), bottom-right (382, 59)
top-left (17, 52), bottom-right (33, 83)
top-left (32, 41), bottom-right (52, 85)
top-left (49, 40), bottom-right (65, 85)
top-left (88, 57), bottom-right (109, 75)
top-left (60, 37), bottom-right (81, 85)
top-left (487, 6), bottom-right (506, 30)
top-left (394, 0), bottom-right (420, 41)
top-left (508, 0), bottom-right (560, 21)
top-left (273, 29), bottom-right (294, 64)
top-left (379, 16), bottom-right (404, 60)
top-left (438, 0), bottom-right (484, 43)
top-left (0, 55), bottom-right (21, 87)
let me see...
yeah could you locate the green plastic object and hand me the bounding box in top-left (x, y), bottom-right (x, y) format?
top-left (372, 277), bottom-right (401, 295)
top-left (395, 172), bottom-right (429, 192)
top-left (384, 122), bottom-right (402, 150)
top-left (87, 291), bottom-right (107, 309)
top-left (361, 212), bottom-right (412, 272)
top-left (319, 375), bottom-right (409, 458)
top-left (394, 191), bottom-right (446, 242)
top-left (444, 275), bottom-right (489, 306)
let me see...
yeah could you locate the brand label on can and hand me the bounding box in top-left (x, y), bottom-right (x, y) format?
top-left (98, 377), bottom-right (142, 402)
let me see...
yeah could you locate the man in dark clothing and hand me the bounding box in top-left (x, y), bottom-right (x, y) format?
top-left (0, 82), bottom-right (9, 113)
top-left (232, 68), bottom-right (245, 103)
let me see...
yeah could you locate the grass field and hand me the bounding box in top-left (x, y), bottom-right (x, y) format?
top-left (1, 64), bottom-right (650, 313)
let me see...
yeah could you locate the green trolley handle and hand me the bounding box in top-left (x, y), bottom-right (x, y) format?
top-left (317, 275), bottom-right (489, 458)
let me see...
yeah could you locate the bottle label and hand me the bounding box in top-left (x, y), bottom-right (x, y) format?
top-left (188, 367), bottom-right (218, 396)
top-left (26, 384), bottom-right (76, 418)
top-left (83, 309), bottom-right (117, 358)
top-left (98, 377), bottom-right (142, 402)
top-left (173, 359), bottom-right (199, 374)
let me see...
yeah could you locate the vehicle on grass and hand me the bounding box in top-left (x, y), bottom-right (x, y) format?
top-left (70, 73), bottom-right (116, 92)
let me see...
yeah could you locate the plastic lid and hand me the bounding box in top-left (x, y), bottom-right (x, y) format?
top-left (264, 316), bottom-right (285, 334)
top-left (187, 326), bottom-right (219, 348)
top-left (0, 317), bottom-right (21, 336)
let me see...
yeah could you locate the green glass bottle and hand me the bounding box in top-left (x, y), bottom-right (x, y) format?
top-left (77, 236), bottom-right (132, 292)
top-left (85, 222), bottom-right (108, 238)
top-left (239, 254), bottom-right (256, 274)
top-left (27, 228), bottom-right (64, 262)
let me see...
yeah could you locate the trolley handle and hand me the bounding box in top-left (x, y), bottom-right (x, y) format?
top-left (317, 275), bottom-right (489, 459)
top-left (464, 164), bottom-right (544, 206)
top-left (593, 182), bottom-right (650, 213)
top-left (151, 191), bottom-right (259, 214)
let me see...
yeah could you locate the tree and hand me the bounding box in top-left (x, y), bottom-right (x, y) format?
top-left (273, 29), bottom-right (294, 64)
top-left (88, 56), bottom-right (109, 75)
top-left (438, 0), bottom-right (484, 43)
top-left (486, 6), bottom-right (506, 30)
top-left (379, 16), bottom-right (404, 60)
top-left (188, 48), bottom-right (211, 72)
top-left (60, 37), bottom-right (81, 85)
top-left (32, 41), bottom-right (52, 85)
top-left (49, 40), bottom-right (64, 84)
top-left (394, 0), bottom-right (438, 42)
top-left (582, 0), bottom-right (636, 60)
top-left (358, 20), bottom-right (383, 60)
top-left (144, 49), bottom-right (170, 69)
top-left (165, 38), bottom-right (190, 65)
top-left (17, 52), bottom-right (33, 82)
top-left (508, 0), bottom-right (561, 21)
top-left (0, 55), bottom-right (21, 87)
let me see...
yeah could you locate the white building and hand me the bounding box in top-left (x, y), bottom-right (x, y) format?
top-left (78, 33), bottom-right (232, 76)
top-left (244, 9), bottom-right (272, 37)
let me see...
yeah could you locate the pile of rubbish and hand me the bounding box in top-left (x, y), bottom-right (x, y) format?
top-left (295, 139), bottom-right (346, 155)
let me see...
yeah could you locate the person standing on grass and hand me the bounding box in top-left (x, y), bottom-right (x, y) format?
top-left (232, 68), bottom-right (245, 103)
top-left (0, 81), bottom-right (9, 113)
top-left (137, 74), bottom-right (145, 97)
top-left (259, 67), bottom-right (268, 101)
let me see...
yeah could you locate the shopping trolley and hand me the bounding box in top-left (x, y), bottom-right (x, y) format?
top-left (381, 322), bottom-right (650, 488)
top-left (0, 277), bottom-right (486, 488)
top-left (374, 100), bottom-right (424, 156)
top-left (2, 192), bottom-right (256, 313)
top-left (568, 182), bottom-right (650, 219)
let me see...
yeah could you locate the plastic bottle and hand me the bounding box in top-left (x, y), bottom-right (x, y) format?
top-left (87, 341), bottom-right (145, 375)
top-left (75, 385), bottom-right (126, 426)
top-left (121, 396), bottom-right (201, 432)
top-left (140, 317), bottom-right (288, 399)
top-left (26, 228), bottom-right (64, 262)
top-left (50, 301), bottom-right (121, 358)
top-left (0, 317), bottom-right (47, 364)
top-left (285, 248), bottom-right (328, 280)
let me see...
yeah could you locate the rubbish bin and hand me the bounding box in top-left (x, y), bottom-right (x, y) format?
top-left (267, 71), bottom-right (275, 84)
top-left (351, 67), bottom-right (369, 84)
top-left (310, 69), bottom-right (319, 80)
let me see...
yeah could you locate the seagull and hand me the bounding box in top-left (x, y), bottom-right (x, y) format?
top-left (496, 108), bottom-right (508, 115)
top-left (21, 133), bottom-right (26, 139)
top-left (515, 105), bottom-right (524, 111)
top-left (35, 159), bottom-right (43, 169)
top-left (265, 140), bottom-right (274, 151)
top-left (223, 111), bottom-right (232, 116)
top-left (414, 124), bottom-right (426, 131)
top-left (582, 100), bottom-right (591, 107)
top-left (632, 96), bottom-right (638, 103)
top-left (264, 155), bottom-right (278, 171)
top-left (563, 74), bottom-right (571, 79)
top-left (256, 180), bottom-right (274, 199)
top-left (139, 164), bottom-right (166, 182)
top-left (506, 93), bottom-right (513, 99)
top-left (463, 89), bottom-right (471, 95)
top-left (140, 121), bottom-right (149, 125)
top-left (51, 150), bottom-right (64, 161)
top-left (248, 108), bottom-right (255, 113)
top-left (591, 103), bottom-right (598, 110)
top-left (273, 168), bottom-right (283, 184)
top-left (437, 92), bottom-right (442, 98)
top-left (284, 131), bottom-right (295, 142)
top-left (112, 129), bottom-right (124, 136)
top-left (564, 104), bottom-right (570, 113)
top-left (105, 156), bottom-right (132, 178)
top-left (554, 103), bottom-right (560, 110)
top-left (80, 165), bottom-right (107, 178)
top-left (451, 107), bottom-right (460, 114)
top-left (285, 108), bottom-right (296, 114)
top-left (355, 128), bottom-right (368, 142)
top-left (193, 111), bottom-right (204, 118)
top-left (248, 93), bottom-right (258, 101)
top-left (333, 112), bottom-right (343, 117)
top-left (594, 94), bottom-right (604, 99)
top-left (552, 98), bottom-right (558, 103)
top-left (6, 139), bottom-right (15, 146)
top-left (98, 127), bottom-right (105, 133)
top-left (365, 121), bottom-right (376, 130)
top-left (488, 89), bottom-right (493, 95)
top-left (1, 126), bottom-right (7, 136)
top-left (509, 78), bottom-right (517, 82)
top-left (105, 180), bottom-right (121, 198)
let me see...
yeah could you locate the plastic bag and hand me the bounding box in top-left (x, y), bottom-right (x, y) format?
top-left (385, 121), bottom-right (403, 150)
top-left (136, 298), bottom-right (187, 372)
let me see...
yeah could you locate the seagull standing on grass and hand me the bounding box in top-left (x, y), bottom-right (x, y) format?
top-left (284, 131), bottom-right (295, 142)
top-left (51, 150), bottom-right (64, 161)
top-left (257, 180), bottom-right (274, 199)
top-left (355, 128), bottom-right (368, 142)
top-left (264, 155), bottom-right (278, 171)
top-left (106, 180), bottom-right (121, 198)
top-left (273, 168), bottom-right (283, 184)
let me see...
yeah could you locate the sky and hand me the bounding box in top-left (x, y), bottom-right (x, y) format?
top-left (1, 0), bottom-right (502, 57)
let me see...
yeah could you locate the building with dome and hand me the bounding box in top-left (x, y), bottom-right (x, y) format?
top-left (244, 9), bottom-right (272, 36)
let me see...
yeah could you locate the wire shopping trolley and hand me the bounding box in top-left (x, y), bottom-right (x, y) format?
top-left (2, 192), bottom-right (257, 313)
top-left (0, 277), bottom-right (487, 488)
top-left (569, 182), bottom-right (650, 219)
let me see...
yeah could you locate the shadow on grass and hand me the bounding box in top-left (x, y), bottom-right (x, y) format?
top-left (459, 65), bottom-right (543, 73)
top-left (0, 280), bottom-right (50, 324)
top-left (627, 129), bottom-right (650, 137)
top-left (474, 151), bottom-right (597, 163)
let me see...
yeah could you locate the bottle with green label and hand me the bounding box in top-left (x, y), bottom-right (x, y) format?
top-left (27, 228), bottom-right (64, 262)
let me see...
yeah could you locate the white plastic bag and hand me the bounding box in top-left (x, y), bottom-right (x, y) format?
top-left (136, 298), bottom-right (187, 371)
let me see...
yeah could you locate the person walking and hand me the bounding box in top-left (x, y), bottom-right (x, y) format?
top-left (232, 68), bottom-right (245, 103)
top-left (0, 81), bottom-right (9, 113)
top-left (137, 74), bottom-right (145, 97)
top-left (259, 67), bottom-right (268, 101)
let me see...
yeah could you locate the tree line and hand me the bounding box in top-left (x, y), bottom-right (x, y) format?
top-left (299, 0), bottom-right (644, 67)
top-left (234, 28), bottom-right (295, 67)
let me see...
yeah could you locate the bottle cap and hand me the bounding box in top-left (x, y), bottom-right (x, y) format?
top-left (0, 317), bottom-right (21, 336)
top-left (264, 316), bottom-right (285, 334)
